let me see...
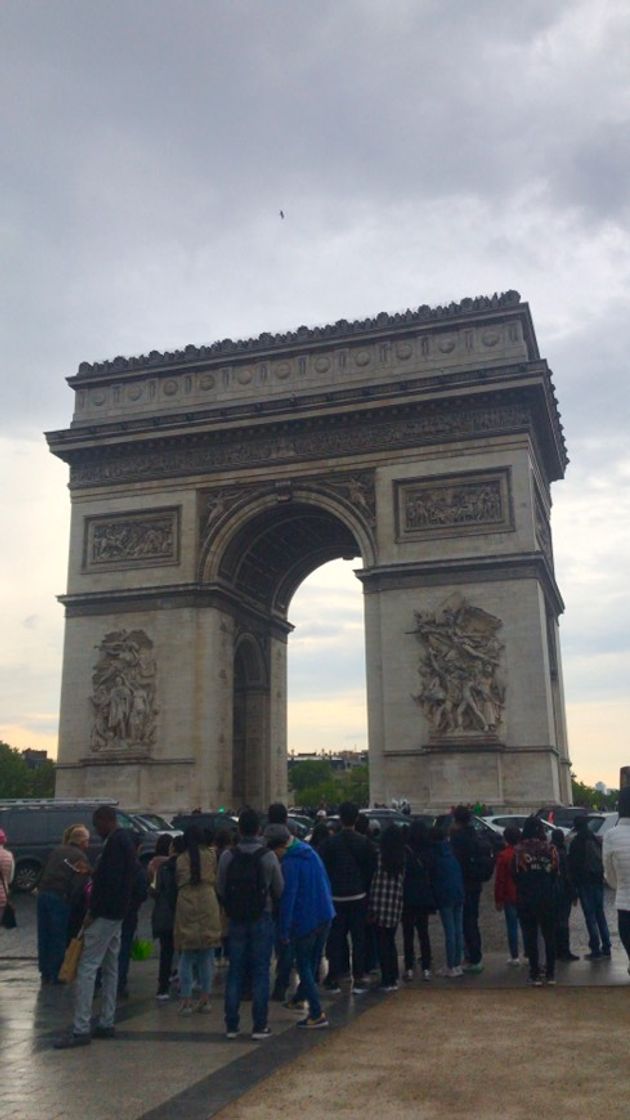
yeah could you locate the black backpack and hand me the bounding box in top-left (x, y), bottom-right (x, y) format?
top-left (223, 847), bottom-right (268, 921)
top-left (469, 832), bottom-right (495, 883)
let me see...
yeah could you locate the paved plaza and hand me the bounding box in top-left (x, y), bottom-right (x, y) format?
top-left (1, 892), bottom-right (628, 1120)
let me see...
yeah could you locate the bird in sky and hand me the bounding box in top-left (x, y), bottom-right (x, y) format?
top-left (279, 209), bottom-right (285, 219)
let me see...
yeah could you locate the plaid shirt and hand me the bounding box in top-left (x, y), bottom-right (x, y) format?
top-left (368, 851), bottom-right (404, 928)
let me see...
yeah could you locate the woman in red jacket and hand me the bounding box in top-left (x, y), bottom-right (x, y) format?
top-left (494, 825), bottom-right (522, 965)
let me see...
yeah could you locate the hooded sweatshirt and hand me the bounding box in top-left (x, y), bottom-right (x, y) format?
top-left (278, 839), bottom-right (335, 942)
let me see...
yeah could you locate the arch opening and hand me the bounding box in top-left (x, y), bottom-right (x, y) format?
top-left (218, 500), bottom-right (364, 615)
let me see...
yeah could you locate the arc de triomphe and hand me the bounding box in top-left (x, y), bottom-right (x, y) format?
top-left (47, 290), bottom-right (571, 813)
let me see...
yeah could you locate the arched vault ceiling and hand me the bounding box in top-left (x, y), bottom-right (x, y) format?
top-left (218, 503), bottom-right (360, 614)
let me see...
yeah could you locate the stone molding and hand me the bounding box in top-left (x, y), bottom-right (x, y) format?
top-left (72, 290), bottom-right (526, 379)
top-left (395, 468), bottom-right (513, 542)
top-left (357, 552), bottom-right (565, 617)
top-left (65, 396), bottom-right (539, 489)
top-left (58, 583), bottom-right (294, 639)
top-left (83, 507), bottom-right (180, 571)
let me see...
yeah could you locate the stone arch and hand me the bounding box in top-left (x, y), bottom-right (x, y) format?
top-left (200, 485), bottom-right (375, 616)
top-left (49, 294), bottom-right (572, 814)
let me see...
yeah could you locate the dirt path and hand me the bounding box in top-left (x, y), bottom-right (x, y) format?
top-left (216, 987), bottom-right (630, 1120)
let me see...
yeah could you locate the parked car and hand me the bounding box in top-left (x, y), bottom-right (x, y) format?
top-left (567, 812), bottom-right (619, 846)
top-left (0, 799), bottom-right (158, 891)
top-left (171, 811), bottom-right (239, 836)
top-left (482, 814), bottom-right (565, 837)
top-left (536, 805), bottom-right (590, 829)
top-left (129, 812), bottom-right (182, 838)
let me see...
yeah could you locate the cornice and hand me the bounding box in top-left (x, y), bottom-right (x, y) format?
top-left (356, 552), bottom-right (565, 616)
top-left (58, 582), bottom-right (294, 639)
top-left (70, 290), bottom-right (531, 382)
top-left (48, 384), bottom-right (566, 488)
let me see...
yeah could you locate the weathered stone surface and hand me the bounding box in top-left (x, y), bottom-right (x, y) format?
top-left (48, 295), bottom-right (570, 813)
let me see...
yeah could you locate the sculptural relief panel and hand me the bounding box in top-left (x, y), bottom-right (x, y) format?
top-left (84, 508), bottom-right (180, 570)
top-left (412, 594), bottom-right (506, 738)
top-left (71, 401), bottom-right (532, 488)
top-left (395, 469), bottom-right (513, 541)
top-left (90, 629), bottom-right (158, 754)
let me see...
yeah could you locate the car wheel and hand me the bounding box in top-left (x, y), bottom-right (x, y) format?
top-left (14, 860), bottom-right (42, 892)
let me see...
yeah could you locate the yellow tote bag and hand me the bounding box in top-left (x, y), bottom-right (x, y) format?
top-left (58, 931), bottom-right (84, 984)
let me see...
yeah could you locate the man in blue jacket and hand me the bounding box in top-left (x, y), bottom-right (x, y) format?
top-left (272, 832), bottom-right (335, 1029)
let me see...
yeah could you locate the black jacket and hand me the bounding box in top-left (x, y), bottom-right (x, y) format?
top-left (151, 856), bottom-right (178, 937)
top-left (568, 830), bottom-right (604, 887)
top-left (450, 825), bottom-right (486, 890)
top-left (90, 828), bottom-right (136, 921)
top-left (403, 845), bottom-right (436, 911)
top-left (319, 829), bottom-right (377, 899)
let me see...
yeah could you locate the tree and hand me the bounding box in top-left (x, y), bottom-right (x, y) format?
top-left (289, 759), bottom-right (334, 794)
top-left (337, 765), bottom-right (369, 808)
top-left (571, 772), bottom-right (618, 811)
top-left (0, 741), bottom-right (55, 798)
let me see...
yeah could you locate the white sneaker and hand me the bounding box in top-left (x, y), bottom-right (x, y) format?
top-left (438, 967), bottom-right (458, 978)
top-left (403, 969), bottom-right (414, 981)
top-left (422, 970), bottom-right (431, 982)
top-left (507, 957), bottom-right (521, 966)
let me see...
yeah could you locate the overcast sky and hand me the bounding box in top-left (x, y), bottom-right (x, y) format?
top-left (1, 1), bottom-right (629, 788)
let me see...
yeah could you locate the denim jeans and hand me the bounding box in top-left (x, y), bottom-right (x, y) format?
top-left (462, 888), bottom-right (482, 964)
top-left (439, 904), bottom-right (463, 969)
top-left (37, 891), bottom-right (71, 982)
top-left (179, 947), bottom-right (214, 998)
top-left (503, 902), bottom-right (520, 960)
top-left (578, 885), bottom-right (611, 954)
top-left (326, 898), bottom-right (367, 983)
top-left (402, 906), bottom-right (432, 971)
top-left (157, 932), bottom-right (175, 995)
top-left (73, 917), bottom-right (121, 1035)
top-left (294, 922), bottom-right (330, 1018)
top-left (519, 904), bottom-right (556, 980)
top-left (618, 910), bottom-right (630, 960)
top-left (272, 935), bottom-right (295, 1000)
top-left (225, 913), bottom-right (274, 1033)
top-left (375, 925), bottom-right (399, 986)
top-left (117, 913), bottom-right (138, 992)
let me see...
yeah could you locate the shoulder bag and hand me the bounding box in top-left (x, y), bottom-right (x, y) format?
top-left (0, 866), bottom-right (17, 930)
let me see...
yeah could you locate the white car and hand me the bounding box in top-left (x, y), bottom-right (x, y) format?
top-left (482, 814), bottom-right (566, 837)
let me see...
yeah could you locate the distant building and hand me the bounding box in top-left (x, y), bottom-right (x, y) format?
top-left (288, 749), bottom-right (368, 773)
top-left (21, 749), bottom-right (48, 770)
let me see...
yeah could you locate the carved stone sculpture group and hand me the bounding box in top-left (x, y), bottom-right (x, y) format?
top-left (413, 595), bottom-right (505, 737)
top-left (90, 629), bottom-right (157, 753)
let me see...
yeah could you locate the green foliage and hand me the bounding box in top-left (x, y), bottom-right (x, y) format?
top-left (337, 765), bottom-right (369, 807)
top-left (0, 742), bottom-right (55, 798)
top-left (289, 759), bottom-right (370, 809)
top-left (571, 772), bottom-right (618, 811)
top-left (289, 759), bottom-right (335, 793)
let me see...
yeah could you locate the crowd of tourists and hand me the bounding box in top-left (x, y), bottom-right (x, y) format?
top-left (1, 789), bottom-right (630, 1051)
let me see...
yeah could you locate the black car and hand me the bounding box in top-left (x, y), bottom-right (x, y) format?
top-left (171, 811), bottom-right (239, 836)
top-left (434, 812), bottom-right (505, 853)
top-left (0, 799), bottom-right (158, 891)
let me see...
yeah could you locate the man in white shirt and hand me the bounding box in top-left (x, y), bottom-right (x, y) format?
top-left (603, 786), bottom-right (630, 973)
